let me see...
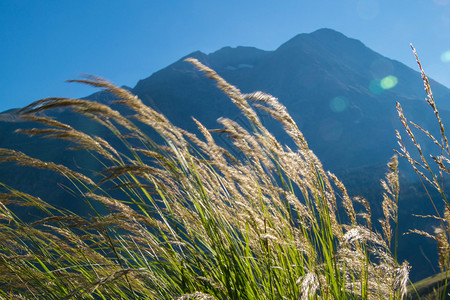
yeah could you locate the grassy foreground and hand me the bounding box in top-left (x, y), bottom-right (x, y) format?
top-left (0, 53), bottom-right (446, 299)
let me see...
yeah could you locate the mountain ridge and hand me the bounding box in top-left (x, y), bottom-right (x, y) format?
top-left (126, 29), bottom-right (450, 175)
top-left (3, 28), bottom-right (449, 172)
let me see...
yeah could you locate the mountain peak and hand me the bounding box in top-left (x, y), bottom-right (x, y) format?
top-left (181, 50), bottom-right (208, 61)
top-left (207, 46), bottom-right (269, 70)
top-left (310, 28), bottom-right (348, 39)
top-left (310, 28), bottom-right (367, 50)
top-left (278, 28), bottom-right (365, 52)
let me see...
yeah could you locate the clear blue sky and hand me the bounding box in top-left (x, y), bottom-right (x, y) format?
top-left (1, 0), bottom-right (450, 112)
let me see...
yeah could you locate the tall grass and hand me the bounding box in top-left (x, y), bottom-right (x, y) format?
top-left (0, 59), bottom-right (410, 299)
top-left (396, 45), bottom-right (450, 299)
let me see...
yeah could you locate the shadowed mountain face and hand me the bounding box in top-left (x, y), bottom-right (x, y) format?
top-left (132, 28), bottom-right (450, 173)
top-left (1, 28), bottom-right (449, 281)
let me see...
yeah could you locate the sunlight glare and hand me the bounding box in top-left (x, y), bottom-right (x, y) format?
top-left (369, 79), bottom-right (384, 95)
top-left (330, 96), bottom-right (349, 113)
top-left (441, 50), bottom-right (450, 62)
top-left (380, 75), bottom-right (398, 89)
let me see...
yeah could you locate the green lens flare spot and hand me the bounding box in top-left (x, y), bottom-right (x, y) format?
top-left (441, 50), bottom-right (450, 62)
top-left (330, 96), bottom-right (349, 112)
top-left (369, 79), bottom-right (384, 95)
top-left (380, 75), bottom-right (398, 90)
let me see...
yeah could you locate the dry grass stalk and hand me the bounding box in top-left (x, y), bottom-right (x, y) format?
top-left (394, 46), bottom-right (450, 299)
top-left (411, 45), bottom-right (450, 156)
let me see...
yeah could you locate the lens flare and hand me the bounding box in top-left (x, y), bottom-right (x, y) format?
top-left (380, 75), bottom-right (398, 89)
top-left (330, 96), bottom-right (349, 113)
top-left (441, 50), bottom-right (450, 62)
top-left (369, 79), bottom-right (384, 95)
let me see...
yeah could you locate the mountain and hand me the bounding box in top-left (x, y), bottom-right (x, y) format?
top-left (131, 28), bottom-right (450, 172)
top-left (1, 28), bottom-right (449, 280)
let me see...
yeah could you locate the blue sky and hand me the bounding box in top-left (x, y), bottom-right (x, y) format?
top-left (1, 0), bottom-right (450, 112)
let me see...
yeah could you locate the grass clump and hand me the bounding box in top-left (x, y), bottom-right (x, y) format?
top-left (0, 59), bottom-right (410, 299)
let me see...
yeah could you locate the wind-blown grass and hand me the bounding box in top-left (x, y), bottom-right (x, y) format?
top-left (0, 59), bottom-right (410, 299)
top-left (396, 45), bottom-right (450, 299)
